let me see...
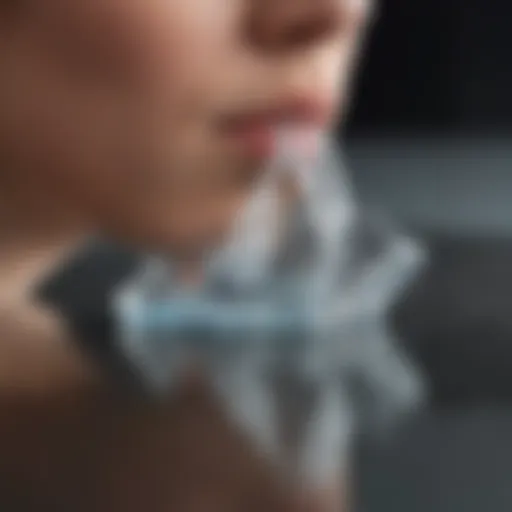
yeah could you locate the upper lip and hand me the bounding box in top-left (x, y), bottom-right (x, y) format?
top-left (220, 96), bottom-right (334, 130)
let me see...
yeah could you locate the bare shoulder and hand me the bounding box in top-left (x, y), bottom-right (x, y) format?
top-left (0, 299), bottom-right (291, 512)
top-left (0, 295), bottom-right (109, 509)
top-left (0, 296), bottom-right (100, 397)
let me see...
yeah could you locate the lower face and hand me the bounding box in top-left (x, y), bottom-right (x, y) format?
top-left (0, 0), bottom-right (371, 259)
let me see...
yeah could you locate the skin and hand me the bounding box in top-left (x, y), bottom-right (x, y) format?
top-left (0, 0), bottom-right (373, 510)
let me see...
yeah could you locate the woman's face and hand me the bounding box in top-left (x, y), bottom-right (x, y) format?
top-left (0, 0), bottom-right (372, 256)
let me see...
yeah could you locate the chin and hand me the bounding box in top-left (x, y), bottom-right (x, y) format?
top-left (108, 220), bottom-right (221, 263)
top-left (98, 188), bottom-right (245, 259)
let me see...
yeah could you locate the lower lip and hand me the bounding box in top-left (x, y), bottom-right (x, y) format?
top-left (223, 123), bottom-right (277, 159)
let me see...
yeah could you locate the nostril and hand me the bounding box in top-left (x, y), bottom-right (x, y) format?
top-left (279, 17), bottom-right (338, 50)
top-left (248, 14), bottom-right (339, 52)
top-left (247, 1), bottom-right (349, 54)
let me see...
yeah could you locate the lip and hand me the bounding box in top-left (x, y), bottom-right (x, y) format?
top-left (218, 97), bottom-right (335, 158)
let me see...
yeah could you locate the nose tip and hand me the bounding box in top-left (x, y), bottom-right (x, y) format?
top-left (248, 0), bottom-right (367, 52)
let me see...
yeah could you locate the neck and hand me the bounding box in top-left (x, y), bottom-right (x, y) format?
top-left (0, 169), bottom-right (87, 238)
top-left (0, 178), bottom-right (90, 292)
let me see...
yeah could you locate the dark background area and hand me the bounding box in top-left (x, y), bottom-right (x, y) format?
top-left (346, 0), bottom-right (512, 136)
top-left (341, 1), bottom-right (512, 511)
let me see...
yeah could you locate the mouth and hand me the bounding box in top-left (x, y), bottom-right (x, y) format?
top-left (217, 96), bottom-right (335, 159)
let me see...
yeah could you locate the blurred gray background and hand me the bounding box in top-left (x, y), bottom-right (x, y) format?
top-left (341, 1), bottom-right (512, 510)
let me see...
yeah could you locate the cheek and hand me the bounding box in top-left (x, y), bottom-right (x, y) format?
top-left (22, 0), bottom-right (218, 105)
top-left (28, 0), bottom-right (174, 89)
top-left (1, 1), bottom-right (222, 178)
top-left (121, 1), bottom-right (238, 116)
top-left (1, 0), bottom-right (248, 244)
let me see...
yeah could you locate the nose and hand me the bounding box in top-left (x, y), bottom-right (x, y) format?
top-left (248, 0), bottom-right (368, 52)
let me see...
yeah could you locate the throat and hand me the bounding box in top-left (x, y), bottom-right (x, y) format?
top-left (0, 174), bottom-right (88, 247)
top-left (0, 181), bottom-right (90, 299)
